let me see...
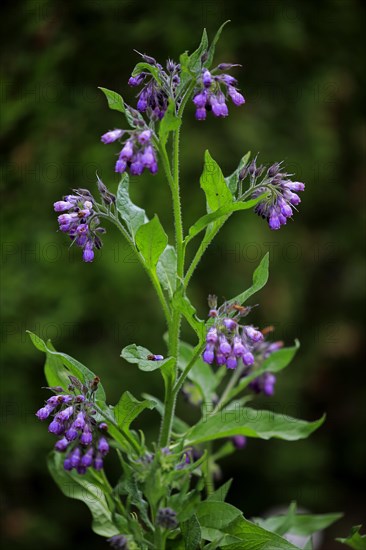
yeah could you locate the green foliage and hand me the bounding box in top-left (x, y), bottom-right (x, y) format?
top-left (254, 502), bottom-right (342, 538)
top-left (121, 343), bottom-right (174, 371)
top-left (204, 21), bottom-right (231, 69)
top-left (157, 245), bottom-right (178, 297)
top-left (336, 526), bottom-right (366, 549)
top-left (195, 501), bottom-right (300, 549)
top-left (27, 331), bottom-right (106, 402)
top-left (116, 174), bottom-right (148, 238)
top-left (48, 452), bottom-right (119, 537)
top-left (159, 99), bottom-right (182, 146)
top-left (200, 150), bottom-right (233, 213)
top-left (98, 87), bottom-right (125, 113)
top-left (113, 391), bottom-right (157, 430)
top-left (135, 215), bottom-right (168, 270)
top-left (230, 252), bottom-right (269, 305)
top-left (185, 408), bottom-right (325, 445)
top-left (225, 151), bottom-right (251, 194)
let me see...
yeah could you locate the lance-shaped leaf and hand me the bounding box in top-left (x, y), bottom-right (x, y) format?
top-left (254, 503), bottom-right (342, 539)
top-left (121, 343), bottom-right (174, 372)
top-left (336, 525), bottom-right (366, 549)
top-left (116, 173), bottom-right (148, 238)
top-left (27, 331), bottom-right (105, 401)
top-left (113, 390), bottom-right (157, 430)
top-left (156, 245), bottom-right (177, 297)
top-left (98, 87), bottom-right (125, 113)
top-left (135, 215), bottom-right (168, 270)
top-left (200, 150), bottom-right (233, 213)
top-left (204, 21), bottom-right (231, 69)
top-left (185, 195), bottom-right (265, 244)
top-left (159, 99), bottom-right (182, 147)
top-left (229, 252), bottom-right (269, 306)
top-left (185, 407), bottom-right (325, 445)
top-left (196, 501), bottom-right (300, 550)
top-left (48, 452), bottom-right (119, 537)
top-left (225, 151), bottom-right (251, 194)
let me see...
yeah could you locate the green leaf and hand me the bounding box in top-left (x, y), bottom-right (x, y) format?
top-left (156, 245), bottom-right (177, 297)
top-left (186, 28), bottom-right (209, 73)
top-left (185, 408), bottom-right (325, 446)
top-left (205, 21), bottom-right (231, 69)
top-left (121, 344), bottom-right (174, 372)
top-left (200, 150), bottom-right (233, 213)
top-left (116, 173), bottom-right (148, 238)
top-left (185, 195), bottom-right (265, 244)
top-left (181, 514), bottom-right (201, 550)
top-left (257, 509), bottom-right (342, 538)
top-left (196, 501), bottom-right (300, 549)
top-left (131, 62), bottom-right (162, 85)
top-left (135, 215), bottom-right (168, 270)
top-left (113, 390), bottom-right (157, 430)
top-left (225, 513), bottom-right (301, 550)
top-left (178, 340), bottom-right (218, 402)
top-left (207, 479), bottom-right (233, 502)
top-left (27, 331), bottom-right (105, 401)
top-left (159, 99), bottom-right (182, 147)
top-left (172, 287), bottom-right (205, 341)
top-left (230, 252), bottom-right (269, 305)
top-left (225, 151), bottom-right (251, 194)
top-left (336, 525), bottom-right (366, 549)
top-left (98, 87), bottom-right (125, 113)
top-left (48, 452), bottom-right (118, 537)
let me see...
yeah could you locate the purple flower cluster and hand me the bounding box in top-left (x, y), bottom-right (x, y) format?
top-left (101, 128), bottom-right (158, 176)
top-left (36, 379), bottom-right (110, 474)
top-left (107, 535), bottom-right (129, 549)
top-left (129, 57), bottom-right (180, 120)
top-left (245, 159), bottom-right (305, 230)
top-left (54, 191), bottom-right (105, 262)
top-left (192, 65), bottom-right (245, 120)
top-left (202, 307), bottom-right (263, 371)
top-left (202, 297), bottom-right (283, 396)
top-left (156, 507), bottom-right (178, 530)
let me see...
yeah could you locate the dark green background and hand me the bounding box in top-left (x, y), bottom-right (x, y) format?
top-left (1, 0), bottom-right (365, 548)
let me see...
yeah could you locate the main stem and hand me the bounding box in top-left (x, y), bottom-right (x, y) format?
top-left (159, 128), bottom-right (184, 448)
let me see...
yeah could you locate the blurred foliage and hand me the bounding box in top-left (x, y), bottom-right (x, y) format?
top-left (1, 0), bottom-right (365, 548)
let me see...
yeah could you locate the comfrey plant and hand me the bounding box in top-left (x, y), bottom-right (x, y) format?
top-left (30, 24), bottom-right (359, 550)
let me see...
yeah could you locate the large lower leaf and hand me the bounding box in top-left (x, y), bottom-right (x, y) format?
top-left (48, 452), bottom-right (118, 537)
top-left (185, 408), bottom-right (325, 445)
top-left (28, 331), bottom-right (105, 401)
top-left (196, 501), bottom-right (300, 549)
top-left (227, 341), bottom-right (300, 401)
